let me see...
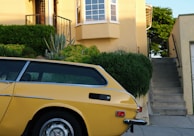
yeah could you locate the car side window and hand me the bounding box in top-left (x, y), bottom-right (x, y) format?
top-left (22, 62), bottom-right (107, 85)
top-left (0, 59), bottom-right (26, 81)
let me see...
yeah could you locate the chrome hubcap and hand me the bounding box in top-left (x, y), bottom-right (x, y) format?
top-left (39, 118), bottom-right (74, 136)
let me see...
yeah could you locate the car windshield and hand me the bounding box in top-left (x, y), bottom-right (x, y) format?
top-left (0, 59), bottom-right (26, 81)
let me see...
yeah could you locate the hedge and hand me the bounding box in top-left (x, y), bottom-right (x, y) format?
top-left (88, 51), bottom-right (152, 97)
top-left (0, 25), bottom-right (55, 55)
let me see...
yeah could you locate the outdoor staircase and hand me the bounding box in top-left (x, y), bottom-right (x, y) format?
top-left (149, 58), bottom-right (187, 116)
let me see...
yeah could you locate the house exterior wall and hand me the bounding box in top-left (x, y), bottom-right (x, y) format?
top-left (136, 0), bottom-right (147, 55)
top-left (169, 14), bottom-right (194, 114)
top-left (0, 0), bottom-right (147, 55)
top-left (0, 0), bottom-right (26, 24)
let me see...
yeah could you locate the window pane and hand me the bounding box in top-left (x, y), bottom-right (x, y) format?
top-left (86, 16), bottom-right (92, 20)
top-left (99, 10), bottom-right (104, 14)
top-left (22, 62), bottom-right (107, 85)
top-left (92, 10), bottom-right (98, 14)
top-left (86, 11), bottom-right (92, 15)
top-left (111, 1), bottom-right (117, 21)
top-left (99, 4), bottom-right (104, 9)
top-left (111, 16), bottom-right (116, 21)
top-left (99, 15), bottom-right (105, 20)
top-left (92, 4), bottom-right (98, 9)
top-left (92, 0), bottom-right (97, 4)
top-left (111, 0), bottom-right (116, 3)
top-left (86, 5), bottom-right (91, 10)
top-left (0, 60), bottom-right (26, 81)
top-left (93, 15), bottom-right (98, 20)
top-left (85, 0), bottom-right (105, 22)
top-left (86, 0), bottom-right (91, 4)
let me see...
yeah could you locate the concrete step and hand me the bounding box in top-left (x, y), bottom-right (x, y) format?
top-left (151, 101), bottom-right (186, 109)
top-left (152, 108), bottom-right (187, 116)
top-left (153, 65), bottom-right (177, 72)
top-left (151, 76), bottom-right (180, 82)
top-left (152, 58), bottom-right (176, 64)
top-left (151, 87), bottom-right (183, 94)
top-left (152, 71), bottom-right (179, 79)
top-left (150, 94), bottom-right (184, 102)
top-left (151, 81), bottom-right (181, 88)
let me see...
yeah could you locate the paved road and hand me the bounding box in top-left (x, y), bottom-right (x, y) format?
top-left (122, 115), bottom-right (194, 136)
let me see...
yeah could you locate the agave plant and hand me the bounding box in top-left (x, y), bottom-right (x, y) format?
top-left (44, 33), bottom-right (66, 59)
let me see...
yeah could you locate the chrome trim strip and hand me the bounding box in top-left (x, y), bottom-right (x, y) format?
top-left (0, 94), bottom-right (12, 97)
top-left (16, 61), bottom-right (30, 82)
top-left (0, 81), bottom-right (13, 83)
top-left (15, 81), bottom-right (107, 88)
top-left (13, 95), bottom-right (53, 100)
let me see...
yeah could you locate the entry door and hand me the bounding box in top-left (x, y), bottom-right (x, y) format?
top-left (35, 0), bottom-right (45, 24)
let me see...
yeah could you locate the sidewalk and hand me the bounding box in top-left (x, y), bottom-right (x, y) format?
top-left (122, 115), bottom-right (194, 136)
top-left (149, 115), bottom-right (194, 128)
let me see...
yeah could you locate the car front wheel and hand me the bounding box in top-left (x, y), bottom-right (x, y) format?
top-left (31, 111), bottom-right (83, 136)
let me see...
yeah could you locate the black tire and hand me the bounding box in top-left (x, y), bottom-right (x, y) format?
top-left (31, 111), bottom-right (83, 136)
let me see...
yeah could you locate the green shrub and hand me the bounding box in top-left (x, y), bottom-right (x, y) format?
top-left (61, 44), bottom-right (100, 62)
top-left (0, 44), bottom-right (25, 57)
top-left (89, 51), bottom-right (152, 97)
top-left (0, 25), bottom-right (55, 55)
top-left (22, 46), bottom-right (37, 58)
top-left (0, 44), bottom-right (36, 58)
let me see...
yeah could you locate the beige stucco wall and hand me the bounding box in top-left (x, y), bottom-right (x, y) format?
top-left (0, 0), bottom-right (148, 55)
top-left (74, 0), bottom-right (147, 54)
top-left (136, 0), bottom-right (147, 55)
top-left (169, 14), bottom-right (194, 114)
top-left (0, 0), bottom-right (26, 24)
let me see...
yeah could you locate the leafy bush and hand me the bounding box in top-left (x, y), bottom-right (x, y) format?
top-left (61, 44), bottom-right (100, 62)
top-left (0, 44), bottom-right (25, 57)
top-left (22, 46), bottom-right (37, 58)
top-left (89, 51), bottom-right (152, 97)
top-left (0, 25), bottom-right (55, 55)
top-left (0, 44), bottom-right (36, 58)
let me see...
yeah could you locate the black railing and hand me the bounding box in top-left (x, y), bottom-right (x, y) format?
top-left (25, 14), bottom-right (72, 43)
top-left (53, 15), bottom-right (72, 43)
top-left (25, 14), bottom-right (43, 25)
top-left (172, 33), bottom-right (181, 67)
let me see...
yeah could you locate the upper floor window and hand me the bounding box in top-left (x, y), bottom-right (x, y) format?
top-left (85, 0), bottom-right (105, 22)
top-left (0, 60), bottom-right (26, 81)
top-left (76, 0), bottom-right (118, 24)
top-left (110, 0), bottom-right (117, 22)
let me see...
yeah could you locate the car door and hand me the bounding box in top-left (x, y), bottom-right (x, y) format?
top-left (0, 59), bottom-right (26, 122)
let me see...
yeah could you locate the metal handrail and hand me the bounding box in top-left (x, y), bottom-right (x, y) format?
top-left (172, 33), bottom-right (181, 67)
top-left (25, 14), bottom-right (72, 43)
top-left (53, 15), bottom-right (72, 43)
top-left (25, 14), bottom-right (41, 24)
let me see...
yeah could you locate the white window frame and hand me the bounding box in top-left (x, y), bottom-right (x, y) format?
top-left (83, 0), bottom-right (107, 24)
top-left (110, 0), bottom-right (118, 23)
top-left (81, 0), bottom-right (119, 24)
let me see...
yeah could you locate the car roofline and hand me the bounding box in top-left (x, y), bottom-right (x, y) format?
top-left (0, 56), bottom-right (102, 68)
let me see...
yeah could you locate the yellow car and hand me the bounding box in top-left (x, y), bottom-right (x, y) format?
top-left (0, 57), bottom-right (146, 136)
